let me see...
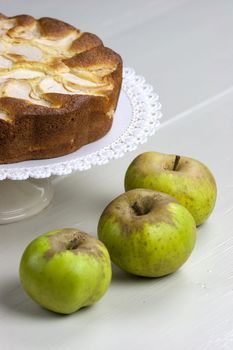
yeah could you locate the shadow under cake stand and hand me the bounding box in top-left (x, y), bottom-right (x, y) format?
top-left (0, 68), bottom-right (162, 224)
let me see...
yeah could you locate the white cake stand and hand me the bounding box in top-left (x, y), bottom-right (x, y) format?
top-left (0, 68), bottom-right (162, 224)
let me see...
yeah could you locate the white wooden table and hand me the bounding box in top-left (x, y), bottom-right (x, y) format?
top-left (0, 1), bottom-right (233, 349)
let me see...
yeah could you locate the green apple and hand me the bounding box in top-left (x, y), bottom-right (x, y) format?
top-left (98, 189), bottom-right (196, 277)
top-left (19, 228), bottom-right (112, 314)
top-left (124, 152), bottom-right (217, 226)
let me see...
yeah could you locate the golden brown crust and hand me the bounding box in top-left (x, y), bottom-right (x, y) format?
top-left (63, 46), bottom-right (121, 68)
top-left (0, 97), bottom-right (113, 163)
top-left (0, 14), bottom-right (123, 164)
top-left (70, 32), bottom-right (103, 54)
top-left (14, 14), bottom-right (36, 27)
top-left (38, 17), bottom-right (78, 39)
top-left (0, 13), bottom-right (7, 19)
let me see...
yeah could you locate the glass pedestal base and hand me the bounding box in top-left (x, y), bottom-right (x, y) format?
top-left (0, 178), bottom-right (54, 224)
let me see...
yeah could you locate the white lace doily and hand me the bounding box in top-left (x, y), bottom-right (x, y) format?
top-left (0, 67), bottom-right (162, 180)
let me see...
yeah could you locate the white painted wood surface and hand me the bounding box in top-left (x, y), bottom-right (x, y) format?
top-left (0, 1), bottom-right (233, 349)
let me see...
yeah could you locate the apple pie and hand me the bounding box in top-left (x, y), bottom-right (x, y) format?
top-left (0, 14), bottom-right (122, 163)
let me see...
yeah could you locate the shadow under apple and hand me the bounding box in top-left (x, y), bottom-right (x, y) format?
top-left (111, 263), bottom-right (172, 286)
top-left (0, 277), bottom-right (90, 319)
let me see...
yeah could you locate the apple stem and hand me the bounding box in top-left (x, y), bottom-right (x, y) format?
top-left (67, 237), bottom-right (79, 250)
top-left (173, 155), bottom-right (180, 171)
